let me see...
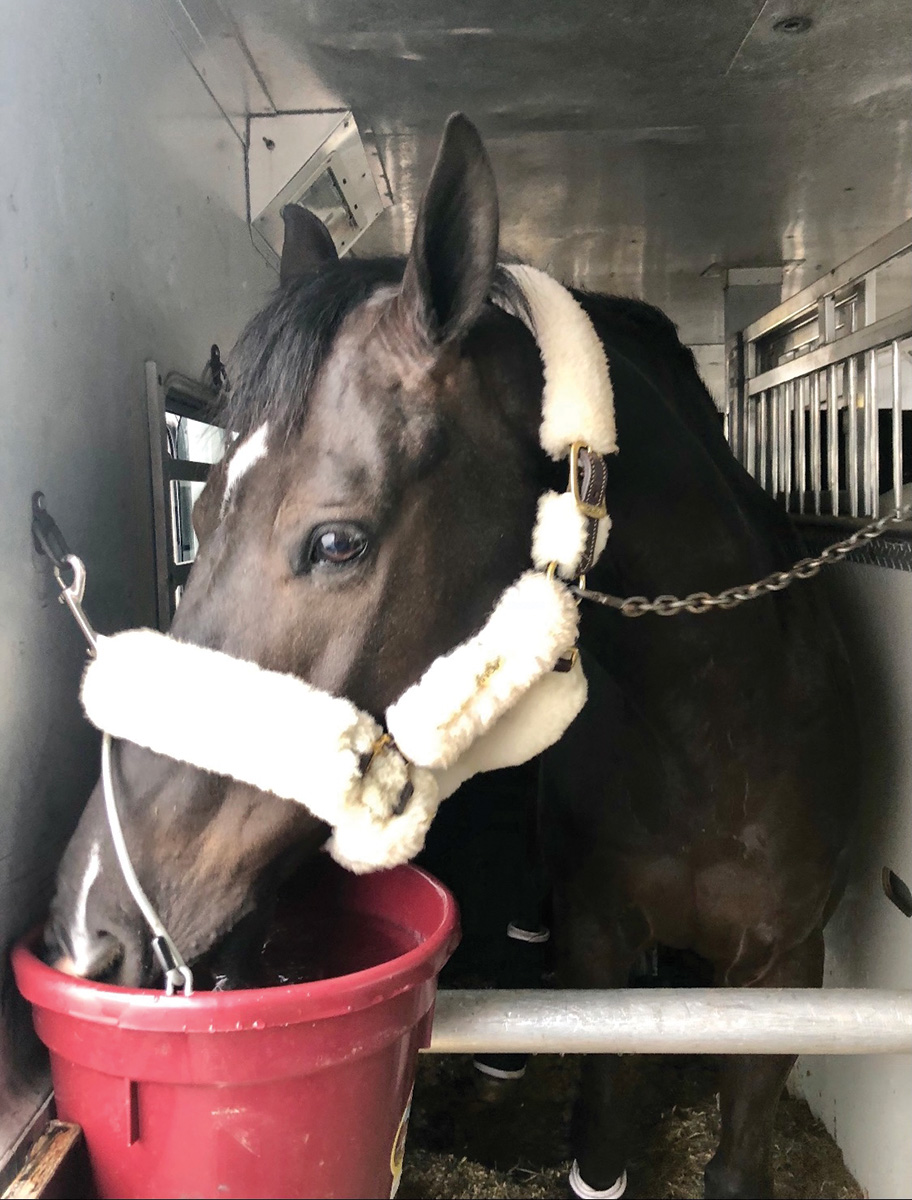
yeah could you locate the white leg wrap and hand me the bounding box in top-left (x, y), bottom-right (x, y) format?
top-left (506, 922), bottom-right (550, 944)
top-left (568, 1162), bottom-right (627, 1200)
top-left (472, 1060), bottom-right (527, 1081)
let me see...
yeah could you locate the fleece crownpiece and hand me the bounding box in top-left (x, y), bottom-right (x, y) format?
top-left (80, 265), bottom-right (615, 871)
top-left (501, 264), bottom-right (616, 461)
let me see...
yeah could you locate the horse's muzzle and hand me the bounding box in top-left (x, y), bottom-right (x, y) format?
top-left (45, 926), bottom-right (125, 983)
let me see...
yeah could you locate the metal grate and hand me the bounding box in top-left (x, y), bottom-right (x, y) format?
top-left (727, 221), bottom-right (912, 520)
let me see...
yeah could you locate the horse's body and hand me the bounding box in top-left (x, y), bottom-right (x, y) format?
top-left (48, 116), bottom-right (857, 1199)
top-left (537, 293), bottom-right (857, 1198)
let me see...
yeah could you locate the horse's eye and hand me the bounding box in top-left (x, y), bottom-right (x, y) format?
top-left (308, 525), bottom-right (369, 568)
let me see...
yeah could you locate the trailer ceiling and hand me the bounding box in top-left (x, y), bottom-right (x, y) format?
top-left (224, 0), bottom-right (910, 312)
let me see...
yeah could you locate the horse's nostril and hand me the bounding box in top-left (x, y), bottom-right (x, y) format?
top-left (51, 930), bottom-right (124, 981)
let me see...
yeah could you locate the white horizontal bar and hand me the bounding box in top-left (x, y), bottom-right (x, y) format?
top-left (427, 989), bottom-right (912, 1056)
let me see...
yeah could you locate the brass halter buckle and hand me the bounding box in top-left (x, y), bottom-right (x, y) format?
top-left (546, 443), bottom-right (608, 584)
top-left (362, 733), bottom-right (415, 817)
top-left (364, 732), bottom-right (395, 773)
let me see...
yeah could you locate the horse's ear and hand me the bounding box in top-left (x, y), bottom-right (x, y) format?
top-left (399, 113), bottom-right (499, 346)
top-left (280, 205), bottom-right (339, 285)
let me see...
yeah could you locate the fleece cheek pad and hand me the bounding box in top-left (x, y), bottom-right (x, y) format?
top-left (79, 579), bottom-right (583, 874)
top-left (80, 630), bottom-right (443, 875)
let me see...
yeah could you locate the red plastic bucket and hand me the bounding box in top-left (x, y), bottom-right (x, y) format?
top-left (13, 861), bottom-right (459, 1200)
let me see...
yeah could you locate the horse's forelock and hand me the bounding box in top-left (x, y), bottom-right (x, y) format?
top-left (226, 258), bottom-right (406, 439)
top-left (226, 259), bottom-right (531, 440)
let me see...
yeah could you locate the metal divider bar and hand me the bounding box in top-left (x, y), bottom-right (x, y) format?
top-left (810, 372), bottom-right (822, 515)
top-left (865, 348), bottom-right (879, 515)
top-left (772, 386), bottom-right (780, 498)
top-left (742, 219), bottom-right (911, 345)
top-left (747, 307), bottom-right (912, 396)
top-left (783, 379), bottom-right (793, 503)
top-left (893, 339), bottom-right (904, 510)
top-left (796, 375), bottom-right (808, 514)
top-left (729, 224), bottom-right (910, 522)
top-left (775, 385), bottom-right (784, 498)
top-left (427, 989), bottom-right (912, 1057)
top-left (828, 364), bottom-right (840, 516)
top-left (848, 356), bottom-right (860, 517)
top-left (759, 390), bottom-right (769, 491)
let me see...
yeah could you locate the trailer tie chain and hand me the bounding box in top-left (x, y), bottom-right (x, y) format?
top-left (573, 505), bottom-right (912, 617)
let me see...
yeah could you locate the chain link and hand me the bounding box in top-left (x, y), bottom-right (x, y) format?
top-left (573, 505), bottom-right (912, 618)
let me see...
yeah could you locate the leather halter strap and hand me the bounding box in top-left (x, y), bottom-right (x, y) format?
top-left (573, 444), bottom-right (608, 576)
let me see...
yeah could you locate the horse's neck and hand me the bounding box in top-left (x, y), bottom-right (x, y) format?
top-left (589, 332), bottom-right (801, 599)
top-left (486, 294), bottom-right (801, 598)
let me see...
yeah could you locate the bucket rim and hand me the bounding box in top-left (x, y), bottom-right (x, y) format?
top-left (12, 864), bottom-right (459, 1032)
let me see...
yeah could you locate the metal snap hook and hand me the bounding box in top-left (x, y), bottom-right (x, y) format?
top-left (153, 936), bottom-right (195, 997)
top-left (53, 554), bottom-right (97, 654)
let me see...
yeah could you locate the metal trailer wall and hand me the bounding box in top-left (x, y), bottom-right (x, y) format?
top-left (724, 225), bottom-right (912, 1199)
top-left (0, 1), bottom-right (275, 1163)
top-left (793, 565), bottom-right (912, 1200)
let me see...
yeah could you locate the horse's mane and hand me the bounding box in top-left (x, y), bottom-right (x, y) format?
top-left (575, 288), bottom-right (803, 551)
top-left (227, 258), bottom-right (403, 437)
top-left (572, 289), bottom-right (725, 432)
top-left (573, 288), bottom-right (736, 465)
top-left (226, 258), bottom-right (528, 438)
top-left (572, 290), bottom-right (683, 347)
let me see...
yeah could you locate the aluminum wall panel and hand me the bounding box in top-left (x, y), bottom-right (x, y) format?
top-left (0, 0), bottom-right (275, 1162)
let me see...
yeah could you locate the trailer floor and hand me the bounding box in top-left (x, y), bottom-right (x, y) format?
top-left (400, 1053), bottom-right (862, 1200)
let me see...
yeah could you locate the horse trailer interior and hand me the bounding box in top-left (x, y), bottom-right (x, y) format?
top-left (1, 3), bottom-right (910, 1198)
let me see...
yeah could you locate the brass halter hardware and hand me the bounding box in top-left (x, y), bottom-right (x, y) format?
top-left (546, 443), bottom-right (608, 582)
top-left (364, 732), bottom-right (395, 773)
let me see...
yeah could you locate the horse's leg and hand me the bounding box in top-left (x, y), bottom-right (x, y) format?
top-left (473, 768), bottom-right (549, 1088)
top-left (558, 900), bottom-right (643, 1199)
top-left (704, 929), bottom-right (825, 1200)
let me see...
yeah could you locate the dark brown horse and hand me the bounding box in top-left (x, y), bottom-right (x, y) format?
top-left (47, 115), bottom-right (857, 1199)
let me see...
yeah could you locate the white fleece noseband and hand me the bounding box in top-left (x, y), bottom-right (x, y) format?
top-left (80, 266), bottom-right (615, 873)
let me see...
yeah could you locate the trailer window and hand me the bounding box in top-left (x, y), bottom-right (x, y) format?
top-left (166, 415), bottom-right (227, 566)
top-left (147, 363), bottom-right (226, 628)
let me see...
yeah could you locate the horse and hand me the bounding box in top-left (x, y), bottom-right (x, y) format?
top-left (46, 114), bottom-right (858, 1199)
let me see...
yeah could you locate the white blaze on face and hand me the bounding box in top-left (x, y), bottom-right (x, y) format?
top-left (221, 422), bottom-right (270, 515)
top-left (69, 840), bottom-right (102, 975)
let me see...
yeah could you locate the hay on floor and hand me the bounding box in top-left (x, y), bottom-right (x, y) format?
top-left (399, 1054), bottom-right (862, 1200)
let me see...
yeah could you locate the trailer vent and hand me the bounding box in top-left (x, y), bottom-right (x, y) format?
top-left (247, 111), bottom-right (390, 271)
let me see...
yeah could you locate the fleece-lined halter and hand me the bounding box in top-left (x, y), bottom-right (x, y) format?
top-left (80, 266), bottom-right (616, 875)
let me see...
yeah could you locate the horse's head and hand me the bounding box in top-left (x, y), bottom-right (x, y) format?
top-left (48, 115), bottom-right (551, 987)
